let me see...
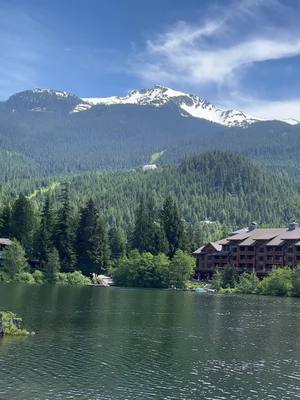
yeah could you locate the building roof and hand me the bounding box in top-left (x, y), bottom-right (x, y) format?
top-left (193, 241), bottom-right (222, 255)
top-left (194, 227), bottom-right (300, 254)
top-left (0, 238), bottom-right (12, 246)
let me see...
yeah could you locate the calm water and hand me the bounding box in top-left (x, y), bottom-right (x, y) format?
top-left (0, 285), bottom-right (299, 400)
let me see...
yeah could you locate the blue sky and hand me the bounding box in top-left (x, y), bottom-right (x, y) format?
top-left (1, 0), bottom-right (300, 119)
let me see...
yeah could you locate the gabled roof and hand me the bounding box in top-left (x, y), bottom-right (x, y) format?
top-left (193, 227), bottom-right (300, 254)
top-left (193, 246), bottom-right (204, 255)
top-left (193, 241), bottom-right (222, 255)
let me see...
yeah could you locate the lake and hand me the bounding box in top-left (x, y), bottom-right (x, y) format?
top-left (0, 284), bottom-right (299, 399)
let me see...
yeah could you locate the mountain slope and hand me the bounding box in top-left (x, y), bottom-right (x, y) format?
top-left (0, 86), bottom-right (300, 178)
top-left (5, 151), bottom-right (300, 234)
top-left (82, 86), bottom-right (262, 127)
top-left (82, 86), bottom-right (298, 127)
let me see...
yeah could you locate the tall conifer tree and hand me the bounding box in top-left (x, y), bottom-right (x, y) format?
top-left (54, 183), bottom-right (75, 272)
top-left (132, 195), bottom-right (167, 254)
top-left (10, 194), bottom-right (35, 254)
top-left (109, 227), bottom-right (126, 260)
top-left (161, 196), bottom-right (184, 257)
top-left (0, 205), bottom-right (11, 237)
top-left (34, 194), bottom-right (54, 265)
top-left (76, 199), bottom-right (110, 275)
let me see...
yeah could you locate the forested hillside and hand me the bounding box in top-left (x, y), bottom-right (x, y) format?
top-left (1, 89), bottom-right (300, 178)
top-left (2, 151), bottom-right (300, 233)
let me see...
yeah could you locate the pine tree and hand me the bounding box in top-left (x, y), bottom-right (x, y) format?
top-left (34, 194), bottom-right (54, 265)
top-left (45, 247), bottom-right (61, 283)
top-left (152, 223), bottom-right (168, 255)
top-left (10, 194), bottom-right (35, 254)
top-left (95, 215), bottom-right (110, 273)
top-left (108, 227), bottom-right (126, 260)
top-left (0, 205), bottom-right (11, 237)
top-left (132, 196), bottom-right (155, 253)
top-left (54, 183), bottom-right (75, 272)
top-left (132, 195), bottom-right (169, 255)
top-left (76, 199), bottom-right (110, 275)
top-left (161, 196), bottom-right (184, 257)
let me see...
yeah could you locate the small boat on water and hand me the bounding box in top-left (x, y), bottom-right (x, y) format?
top-left (195, 287), bottom-right (207, 294)
top-left (195, 284), bottom-right (216, 294)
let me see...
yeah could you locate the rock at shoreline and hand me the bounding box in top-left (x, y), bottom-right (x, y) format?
top-left (0, 311), bottom-right (31, 337)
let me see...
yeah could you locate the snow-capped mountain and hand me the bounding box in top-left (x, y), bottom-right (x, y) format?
top-left (1, 86), bottom-right (300, 176)
top-left (79, 85), bottom-right (299, 127)
top-left (80, 86), bottom-right (262, 127)
top-left (5, 86), bottom-right (300, 127)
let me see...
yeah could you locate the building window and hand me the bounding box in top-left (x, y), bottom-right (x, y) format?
top-left (259, 247), bottom-right (264, 253)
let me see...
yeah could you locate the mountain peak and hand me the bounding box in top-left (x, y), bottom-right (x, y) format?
top-left (31, 88), bottom-right (74, 98)
top-left (81, 85), bottom-right (261, 127)
top-left (6, 88), bottom-right (81, 112)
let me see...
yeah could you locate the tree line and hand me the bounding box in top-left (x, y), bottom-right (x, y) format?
top-left (0, 184), bottom-right (195, 284)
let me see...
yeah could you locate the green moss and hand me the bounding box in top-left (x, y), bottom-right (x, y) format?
top-left (0, 311), bottom-right (30, 336)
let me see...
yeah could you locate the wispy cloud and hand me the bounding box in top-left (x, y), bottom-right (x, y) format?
top-left (132, 0), bottom-right (300, 118)
top-left (134, 0), bottom-right (300, 85)
top-left (240, 98), bottom-right (300, 121)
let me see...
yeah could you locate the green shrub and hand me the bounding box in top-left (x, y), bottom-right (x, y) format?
top-left (260, 268), bottom-right (293, 296)
top-left (291, 267), bottom-right (300, 297)
top-left (3, 240), bottom-right (29, 278)
top-left (0, 311), bottom-right (29, 336)
top-left (0, 271), bottom-right (11, 283)
top-left (212, 265), bottom-right (239, 290)
top-left (32, 270), bottom-right (45, 284)
top-left (15, 272), bottom-right (36, 284)
top-left (235, 273), bottom-right (260, 294)
top-left (169, 250), bottom-right (195, 289)
top-left (57, 271), bottom-right (90, 285)
top-left (212, 270), bottom-right (223, 290)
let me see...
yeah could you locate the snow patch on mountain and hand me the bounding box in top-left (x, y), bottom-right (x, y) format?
top-left (82, 86), bottom-right (262, 127)
top-left (281, 118), bottom-right (300, 125)
top-left (32, 88), bottom-right (72, 98)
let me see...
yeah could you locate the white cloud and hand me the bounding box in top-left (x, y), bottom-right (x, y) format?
top-left (135, 13), bottom-right (300, 86)
top-left (242, 98), bottom-right (300, 121)
top-left (131, 0), bottom-right (300, 120)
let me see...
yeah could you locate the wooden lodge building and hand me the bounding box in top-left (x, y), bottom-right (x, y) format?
top-left (193, 222), bottom-right (300, 278)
